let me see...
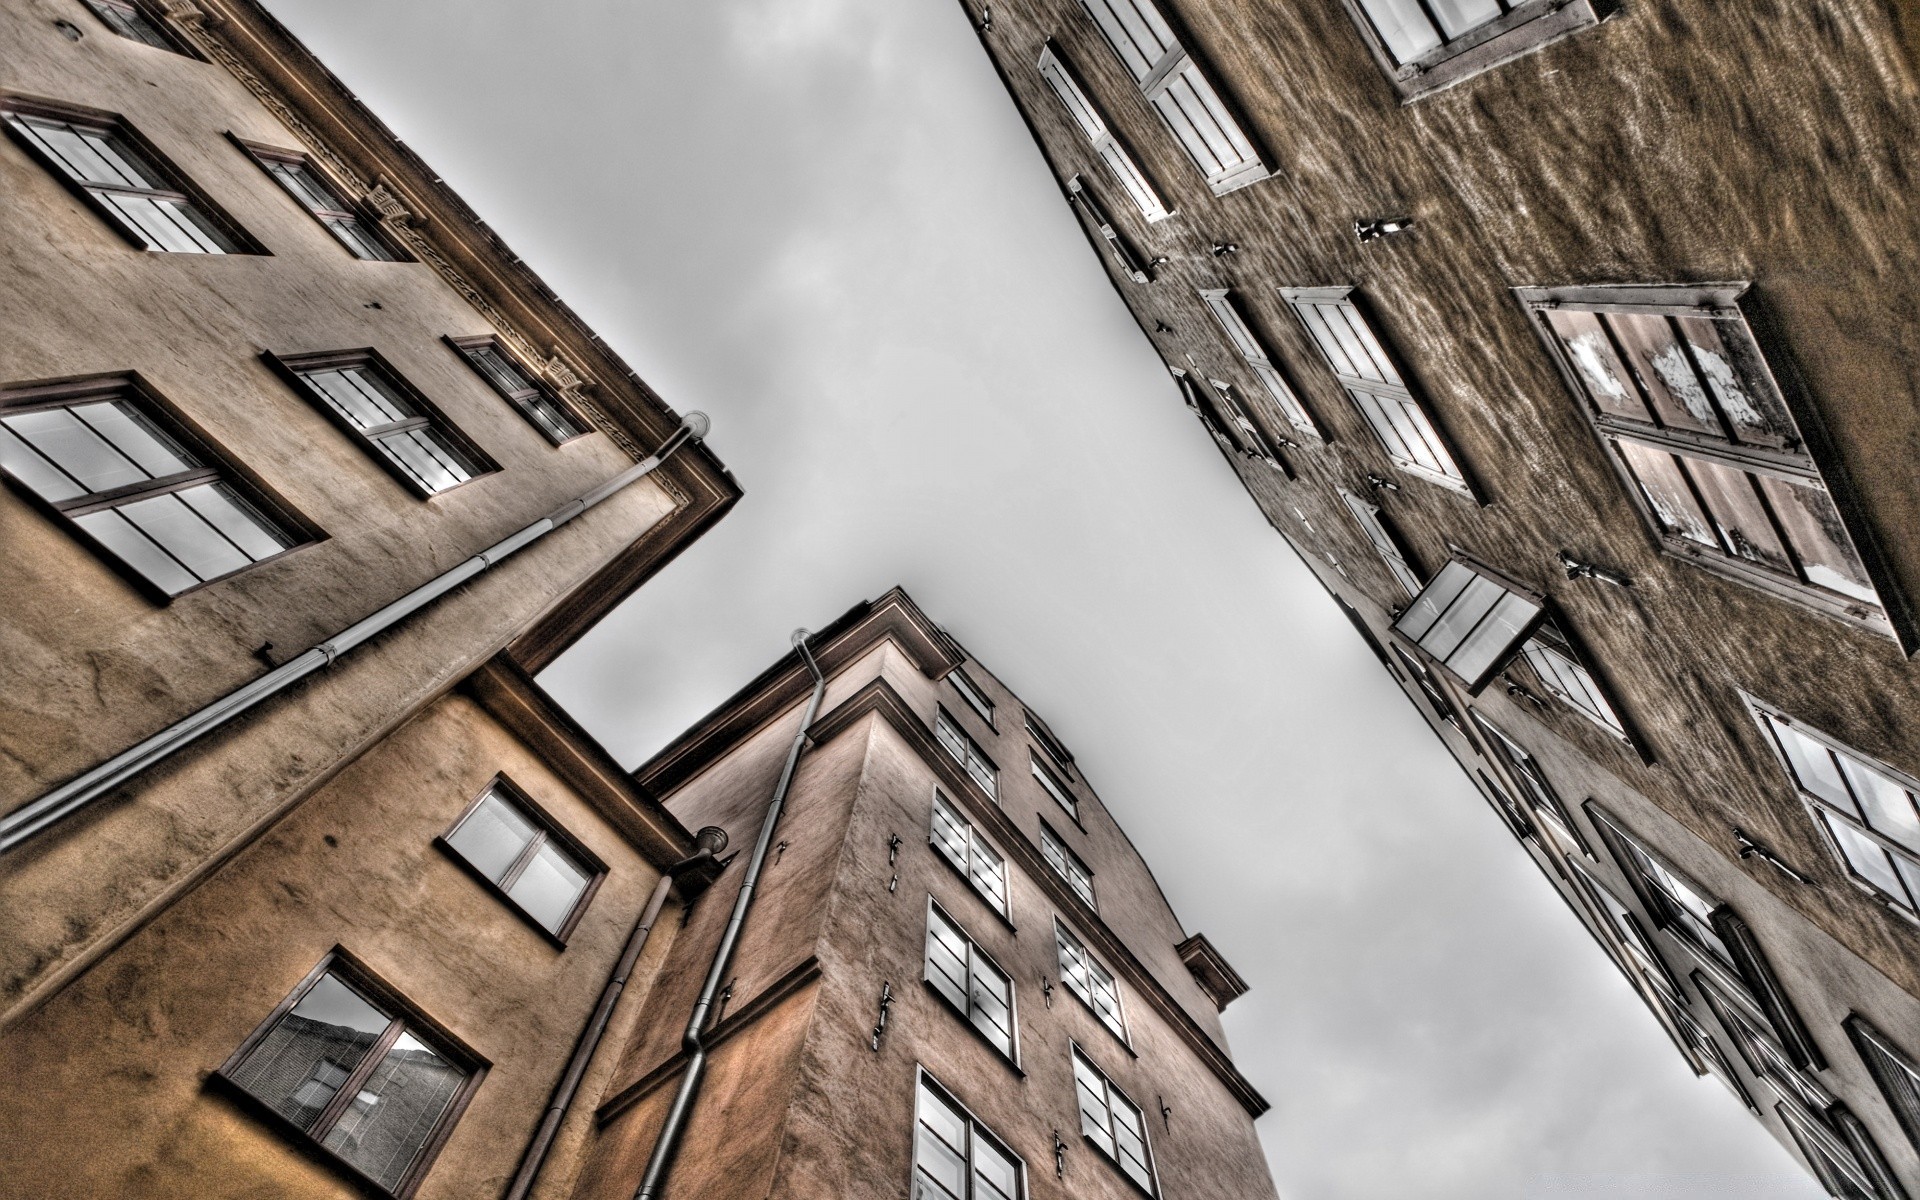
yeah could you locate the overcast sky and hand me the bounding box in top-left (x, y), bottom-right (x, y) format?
top-left (264, 2), bottom-right (1823, 1195)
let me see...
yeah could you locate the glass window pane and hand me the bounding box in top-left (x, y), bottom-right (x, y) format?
top-left (326, 217), bottom-right (395, 262)
top-left (1418, 573), bottom-right (1501, 661)
top-left (506, 839), bottom-right (592, 933)
top-left (1615, 440), bottom-right (1718, 548)
top-left (268, 159), bottom-right (341, 213)
top-left (1449, 591), bottom-right (1543, 685)
top-left (1395, 560), bottom-right (1474, 640)
top-left (72, 507), bottom-right (200, 594)
top-left (1293, 302), bottom-right (1358, 378)
top-left (1756, 476), bottom-right (1878, 604)
top-left (76, 400), bottom-right (197, 478)
top-left (915, 1129), bottom-right (967, 1198)
top-left (1764, 718), bottom-right (1856, 814)
top-left (1681, 456), bottom-right (1791, 572)
top-left (1357, 0), bottom-right (1442, 60)
top-left (116, 491), bottom-right (251, 581)
top-left (1604, 313), bottom-right (1722, 435)
top-left (1823, 811), bottom-right (1908, 899)
top-left (1427, 0), bottom-right (1501, 37)
top-left (0, 422), bottom-right (86, 500)
top-left (1082, 0), bottom-right (1165, 78)
top-left (1675, 316), bottom-right (1795, 446)
top-left (178, 483), bottom-right (291, 562)
top-left (377, 428), bottom-right (475, 493)
top-left (1545, 309), bottom-right (1653, 423)
top-left (974, 1139), bottom-right (1019, 1200)
top-left (227, 972), bottom-right (389, 1132)
top-left (7, 404), bottom-right (166, 493)
top-left (1320, 305), bottom-right (1386, 383)
top-left (447, 789), bottom-right (538, 882)
top-left (1038, 55), bottom-right (1107, 142)
top-left (1338, 306), bottom-right (1402, 386)
top-left (931, 796), bottom-right (969, 868)
top-left (320, 1030), bottom-right (467, 1192)
top-left (304, 368), bottom-right (413, 430)
top-left (1837, 756), bottom-right (1920, 854)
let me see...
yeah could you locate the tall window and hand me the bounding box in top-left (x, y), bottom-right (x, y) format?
top-left (272, 352), bottom-right (491, 497)
top-left (1339, 488), bottom-right (1421, 596)
top-left (948, 669), bottom-right (996, 726)
top-left (440, 779), bottom-right (602, 940)
top-left (1848, 1017), bottom-right (1920, 1156)
top-left (1515, 622), bottom-right (1630, 743)
top-left (1392, 559), bottom-right (1544, 692)
top-left (1073, 1047), bottom-right (1158, 1195)
top-left (936, 708), bottom-right (999, 799)
top-left (1747, 700), bottom-right (1920, 918)
top-left (1198, 290), bottom-right (1320, 437)
top-left (1076, 0), bottom-right (1267, 195)
top-left (1392, 644), bottom-right (1459, 728)
top-left (1285, 288), bottom-right (1470, 494)
top-left (4, 102), bottom-right (248, 253)
top-left (0, 376), bottom-right (302, 596)
top-left (81, 0), bottom-right (188, 52)
top-left (925, 901), bottom-right (1018, 1060)
top-left (1055, 921), bottom-right (1126, 1042)
top-left (1472, 713), bottom-right (1587, 857)
top-left (449, 338), bottom-right (589, 445)
top-left (930, 790), bottom-right (1010, 918)
top-left (1025, 710), bottom-right (1076, 773)
top-left (912, 1071), bottom-right (1024, 1200)
top-left (1337, 0), bottom-right (1605, 99)
top-left (1036, 44), bottom-right (1170, 222)
top-left (1172, 370), bottom-right (1286, 469)
top-left (1031, 755), bottom-right (1080, 823)
top-left (219, 955), bottom-right (481, 1198)
top-left (1066, 176), bottom-right (1154, 284)
top-left (1040, 822), bottom-right (1097, 909)
top-left (1587, 808), bottom-right (1733, 967)
top-left (1524, 285), bottom-right (1885, 632)
top-left (243, 144), bottom-right (401, 262)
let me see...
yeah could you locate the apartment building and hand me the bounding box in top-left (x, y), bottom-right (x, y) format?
top-left (962, 0), bottom-right (1920, 1193)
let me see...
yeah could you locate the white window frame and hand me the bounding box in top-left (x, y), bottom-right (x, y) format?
top-left (1198, 289), bottom-right (1320, 438)
top-left (1040, 821), bottom-right (1096, 910)
top-left (924, 898), bottom-right (1019, 1062)
top-left (1339, 487), bottom-right (1422, 597)
top-left (1055, 919), bottom-right (1127, 1044)
top-left (930, 790), bottom-right (1010, 918)
top-left (1391, 558), bottom-right (1545, 692)
top-left (1036, 43), bottom-right (1171, 223)
top-left (936, 708), bottom-right (999, 799)
top-left (1072, 1044), bottom-right (1160, 1196)
top-left (911, 1068), bottom-right (1027, 1200)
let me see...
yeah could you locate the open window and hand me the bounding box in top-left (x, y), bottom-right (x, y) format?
top-left (1391, 559), bottom-right (1544, 693)
top-left (1335, 0), bottom-right (1610, 101)
top-left (1037, 43), bottom-right (1170, 223)
top-left (1066, 176), bottom-right (1154, 283)
top-left (1171, 369), bottom-right (1291, 476)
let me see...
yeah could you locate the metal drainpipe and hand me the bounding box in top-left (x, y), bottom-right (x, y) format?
top-left (632, 629), bottom-right (827, 1200)
top-left (504, 824), bottom-right (731, 1200)
top-left (0, 414), bottom-right (710, 854)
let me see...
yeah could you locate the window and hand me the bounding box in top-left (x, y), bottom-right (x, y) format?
top-left (1036, 43), bottom-right (1170, 222)
top-left (1285, 287), bottom-right (1469, 493)
top-left (1031, 755), bottom-right (1079, 823)
top-left (925, 900), bottom-right (1018, 1060)
top-left (1392, 559), bottom-right (1544, 692)
top-left (1778, 1101), bottom-right (1905, 1200)
top-left (1523, 285), bottom-right (1887, 633)
top-left (936, 708), bottom-right (999, 799)
top-left (1568, 862), bottom-right (1684, 1003)
top-left (449, 337), bottom-right (589, 445)
top-left (1055, 920), bottom-right (1126, 1042)
top-left (1587, 808), bottom-right (1731, 966)
top-left (1040, 822), bottom-right (1097, 909)
top-left (1515, 622), bottom-right (1630, 743)
top-left (218, 954), bottom-right (481, 1198)
top-left (1337, 0), bottom-right (1606, 100)
top-left (1392, 643), bottom-right (1459, 727)
top-left (4, 101), bottom-right (248, 253)
top-left (1472, 768), bottom-right (1532, 841)
top-left (1076, 0), bottom-right (1266, 195)
top-left (1748, 701), bottom-right (1920, 919)
top-left (1848, 1017), bottom-right (1920, 1156)
top-left (1025, 709), bottom-right (1076, 773)
top-left (930, 790), bottom-right (1010, 918)
top-left (1073, 1047), bottom-right (1158, 1195)
top-left (440, 779), bottom-right (602, 940)
top-left (912, 1071), bottom-right (1024, 1200)
top-left (81, 0), bottom-right (188, 51)
top-left (1472, 713), bottom-right (1588, 857)
top-left (1066, 176), bottom-right (1154, 284)
top-left (1339, 487), bottom-right (1421, 596)
top-left (1198, 290), bottom-right (1320, 437)
top-left (243, 144), bottom-right (401, 262)
top-left (948, 669), bottom-right (995, 727)
top-left (0, 375), bottom-right (303, 596)
top-left (1171, 369), bottom-right (1287, 470)
top-left (272, 351), bottom-right (492, 497)
top-left (1333, 593), bottom-right (1394, 670)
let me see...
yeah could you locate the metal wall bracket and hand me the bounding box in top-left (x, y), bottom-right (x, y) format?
top-left (869, 981), bottom-right (894, 1051)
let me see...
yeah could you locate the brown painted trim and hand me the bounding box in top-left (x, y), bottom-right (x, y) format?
top-left (1176, 933), bottom-right (1248, 1013)
top-left (434, 772), bottom-right (607, 947)
top-left (595, 955), bottom-right (824, 1123)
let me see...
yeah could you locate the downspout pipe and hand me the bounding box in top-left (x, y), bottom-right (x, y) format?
top-left (632, 629), bottom-right (827, 1200)
top-left (504, 824), bottom-right (731, 1200)
top-left (0, 413), bottom-right (711, 854)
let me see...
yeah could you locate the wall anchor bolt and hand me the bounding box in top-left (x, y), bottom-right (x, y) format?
top-left (1041, 978), bottom-right (1055, 1009)
top-left (1153, 319), bottom-right (1174, 333)
top-left (976, 4), bottom-right (992, 32)
top-left (1209, 241), bottom-right (1240, 257)
top-left (1052, 1130), bottom-right (1068, 1177)
top-left (773, 839), bottom-right (789, 864)
top-left (869, 981), bottom-right (894, 1051)
top-left (888, 874), bottom-right (899, 893)
top-left (1365, 472), bottom-right (1401, 493)
top-left (1355, 215), bottom-right (1415, 242)
top-left (887, 832), bottom-right (902, 865)
top-left (1734, 828), bottom-right (1814, 885)
top-left (1159, 1096), bottom-right (1173, 1130)
top-left (1558, 550), bottom-right (1632, 587)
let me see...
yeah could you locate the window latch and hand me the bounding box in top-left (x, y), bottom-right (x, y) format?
top-left (1558, 550), bottom-right (1632, 588)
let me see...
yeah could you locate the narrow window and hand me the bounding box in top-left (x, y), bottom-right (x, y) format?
top-left (1777, 1101), bottom-right (1906, 1200)
top-left (449, 337), bottom-right (589, 445)
top-left (935, 708), bottom-right (999, 799)
top-left (1073, 1047), bottom-right (1158, 1195)
top-left (1848, 1017), bottom-right (1920, 1156)
top-left (1055, 921), bottom-right (1126, 1042)
top-left (219, 954), bottom-right (482, 1198)
top-left (1339, 487), bottom-right (1421, 596)
top-left (4, 101), bottom-right (248, 253)
top-left (948, 669), bottom-right (995, 727)
top-left (930, 790), bottom-right (1010, 918)
top-left (1198, 290), bottom-right (1320, 437)
top-left (1568, 862), bottom-right (1686, 1003)
top-left (1587, 806), bottom-right (1734, 969)
top-left (1749, 700), bottom-right (1920, 918)
top-left (80, 0), bottom-right (187, 51)
top-left (925, 900), bottom-right (1018, 1060)
top-left (1515, 622), bottom-right (1630, 743)
top-left (1392, 559), bottom-right (1544, 692)
top-left (1472, 769), bottom-right (1533, 841)
top-left (1031, 755), bottom-right (1079, 823)
top-left (1077, 0), bottom-right (1267, 195)
top-left (1338, 0), bottom-right (1605, 100)
top-left (271, 351), bottom-right (492, 497)
top-left (1040, 822), bottom-right (1096, 909)
top-left (1472, 712), bottom-right (1588, 857)
top-left (1025, 709), bottom-right (1076, 774)
top-left (1066, 176), bottom-right (1154, 283)
top-left (243, 144), bottom-right (401, 262)
top-left (0, 375), bottom-right (303, 597)
top-left (1285, 287), bottom-right (1470, 494)
top-left (1524, 285), bottom-right (1887, 635)
top-left (1172, 369), bottom-right (1287, 470)
top-left (440, 779), bottom-right (603, 940)
top-left (1036, 43), bottom-right (1170, 222)
top-left (912, 1071), bottom-right (1025, 1200)
top-left (1391, 643), bottom-right (1459, 727)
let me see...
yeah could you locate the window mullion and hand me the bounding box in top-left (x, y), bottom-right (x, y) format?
top-left (308, 1016), bottom-right (405, 1139)
top-left (362, 415), bottom-right (431, 438)
top-left (497, 829), bottom-right (547, 891)
top-left (1138, 46), bottom-right (1189, 99)
top-left (52, 465), bottom-right (222, 514)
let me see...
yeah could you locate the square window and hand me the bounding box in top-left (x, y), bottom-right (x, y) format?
top-left (439, 778), bottom-right (604, 941)
top-left (269, 350), bottom-right (494, 498)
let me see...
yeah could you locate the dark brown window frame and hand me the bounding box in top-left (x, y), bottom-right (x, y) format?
top-left (263, 348), bottom-right (497, 500)
top-left (2, 93), bottom-right (262, 254)
top-left (229, 135), bottom-right (408, 263)
top-left (1518, 282), bottom-right (1911, 650)
top-left (443, 335), bottom-right (593, 447)
top-left (79, 0), bottom-right (202, 57)
top-left (213, 947), bottom-right (488, 1200)
top-left (1065, 174), bottom-right (1154, 284)
top-left (1847, 1014), bottom-right (1920, 1157)
top-left (435, 774), bottom-right (607, 947)
top-left (1023, 708), bottom-right (1076, 777)
top-left (1170, 368), bottom-right (1294, 477)
top-left (1334, 0), bottom-right (1613, 102)
top-left (923, 895), bottom-right (1024, 1069)
top-left (0, 371), bottom-right (318, 603)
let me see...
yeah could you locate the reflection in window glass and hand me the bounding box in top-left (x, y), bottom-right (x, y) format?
top-left (925, 903), bottom-right (1017, 1058)
top-left (292, 362), bottom-right (483, 496)
top-left (912, 1074), bottom-right (1024, 1200)
top-left (1392, 561), bottom-right (1542, 689)
top-left (1056, 922), bottom-right (1126, 1042)
top-left (930, 791), bottom-right (1010, 917)
top-left (6, 110), bottom-right (237, 252)
top-left (444, 782), bottom-right (596, 935)
top-left (1074, 1048), bottom-right (1157, 1194)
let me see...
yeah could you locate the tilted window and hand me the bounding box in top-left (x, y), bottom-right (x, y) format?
top-left (925, 901), bottom-right (1018, 1060)
top-left (1171, 369), bottom-right (1287, 470)
top-left (912, 1071), bottom-right (1024, 1200)
top-left (1777, 1100), bottom-right (1906, 1200)
top-left (931, 790), bottom-right (1010, 918)
top-left (441, 779), bottom-right (602, 940)
top-left (1523, 285), bottom-right (1886, 634)
top-left (1339, 488), bottom-right (1421, 597)
top-left (1848, 1017), bottom-right (1920, 1157)
top-left (1337, 0), bottom-right (1606, 100)
top-left (936, 708), bottom-right (999, 799)
top-left (1472, 712), bottom-right (1587, 857)
top-left (1748, 700), bottom-right (1920, 919)
top-left (81, 0), bottom-right (189, 52)
top-left (1515, 622), bottom-right (1629, 743)
top-left (1073, 1047), bottom-right (1158, 1195)
top-left (243, 144), bottom-right (401, 262)
top-left (449, 337), bottom-right (589, 446)
top-left (1285, 287), bottom-right (1470, 494)
top-left (1055, 920), bottom-right (1126, 1042)
top-left (1198, 290), bottom-right (1320, 438)
top-left (4, 101), bottom-right (248, 253)
top-left (948, 668), bottom-right (996, 726)
top-left (272, 351), bottom-right (492, 497)
top-left (1031, 755), bottom-right (1080, 823)
top-left (1588, 806), bottom-right (1731, 967)
top-left (219, 954), bottom-right (481, 1198)
top-left (1392, 643), bottom-right (1459, 728)
top-left (0, 376), bottom-right (303, 596)
top-left (1037, 43), bottom-right (1170, 222)
top-left (1066, 176), bottom-right (1154, 284)
top-left (1040, 822), bottom-right (1096, 909)
top-left (1392, 559), bottom-right (1544, 692)
top-left (1076, 0), bottom-right (1266, 195)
